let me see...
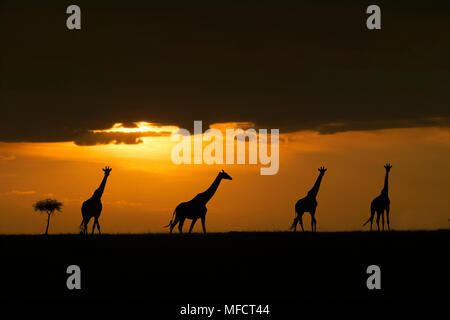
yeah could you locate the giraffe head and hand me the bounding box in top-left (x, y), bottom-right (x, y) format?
top-left (318, 166), bottom-right (327, 174)
top-left (384, 163), bottom-right (392, 172)
top-left (219, 169), bottom-right (232, 180)
top-left (102, 166), bottom-right (112, 176)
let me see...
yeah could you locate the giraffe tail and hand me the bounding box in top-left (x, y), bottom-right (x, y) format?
top-left (362, 217), bottom-right (371, 226)
top-left (163, 209), bottom-right (176, 228)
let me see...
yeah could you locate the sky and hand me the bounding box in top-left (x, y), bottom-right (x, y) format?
top-left (1, 1), bottom-right (449, 233)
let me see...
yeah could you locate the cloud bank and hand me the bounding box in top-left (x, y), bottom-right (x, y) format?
top-left (1, 1), bottom-right (449, 144)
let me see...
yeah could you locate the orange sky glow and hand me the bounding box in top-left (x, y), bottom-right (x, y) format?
top-left (0, 124), bottom-right (449, 234)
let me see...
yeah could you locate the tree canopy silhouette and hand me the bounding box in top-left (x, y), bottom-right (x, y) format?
top-left (33, 198), bottom-right (63, 235)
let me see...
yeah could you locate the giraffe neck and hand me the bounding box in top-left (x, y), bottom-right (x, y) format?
top-left (381, 171), bottom-right (389, 195)
top-left (92, 175), bottom-right (109, 200)
top-left (308, 173), bottom-right (324, 199)
top-left (197, 174), bottom-right (222, 205)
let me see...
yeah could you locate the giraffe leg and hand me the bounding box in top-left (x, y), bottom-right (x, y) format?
top-left (80, 219), bottom-right (85, 234)
top-left (299, 214), bottom-right (304, 232)
top-left (376, 211), bottom-right (381, 231)
top-left (310, 215), bottom-right (317, 233)
top-left (189, 218), bottom-right (198, 233)
top-left (386, 206), bottom-right (390, 231)
top-left (310, 209), bottom-right (317, 232)
top-left (201, 217), bottom-right (206, 234)
top-left (369, 210), bottom-right (374, 232)
top-left (169, 216), bottom-right (179, 233)
top-left (291, 217), bottom-right (298, 232)
top-left (178, 218), bottom-right (185, 233)
top-left (381, 210), bottom-right (385, 231)
top-left (96, 219), bottom-right (101, 234)
top-left (83, 220), bottom-right (88, 235)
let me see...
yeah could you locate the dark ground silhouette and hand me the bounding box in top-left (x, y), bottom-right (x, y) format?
top-left (1, 231), bottom-right (448, 303)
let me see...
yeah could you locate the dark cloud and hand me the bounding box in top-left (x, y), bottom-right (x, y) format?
top-left (73, 131), bottom-right (171, 146)
top-left (1, 0), bottom-right (449, 143)
top-left (315, 117), bottom-right (450, 134)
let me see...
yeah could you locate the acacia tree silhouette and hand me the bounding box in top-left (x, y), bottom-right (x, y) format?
top-left (33, 198), bottom-right (63, 235)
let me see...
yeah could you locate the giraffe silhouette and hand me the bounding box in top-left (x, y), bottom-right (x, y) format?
top-left (80, 166), bottom-right (112, 234)
top-left (363, 163), bottom-right (392, 231)
top-left (291, 166), bottom-right (327, 232)
top-left (165, 170), bottom-right (232, 234)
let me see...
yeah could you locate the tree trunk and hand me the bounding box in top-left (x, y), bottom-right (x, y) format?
top-left (45, 213), bottom-right (51, 235)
